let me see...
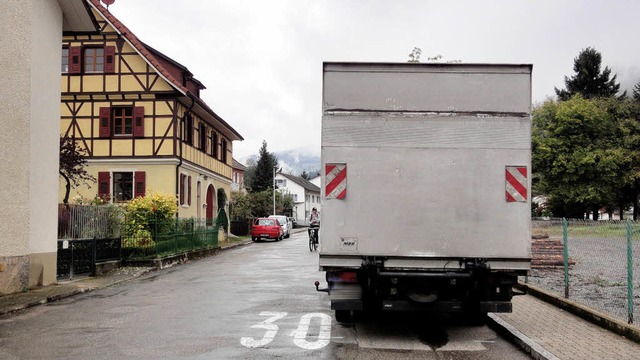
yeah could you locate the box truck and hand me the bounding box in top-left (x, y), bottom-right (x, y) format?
top-left (315, 62), bottom-right (532, 323)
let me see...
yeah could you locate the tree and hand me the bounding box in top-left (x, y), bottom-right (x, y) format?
top-left (247, 140), bottom-right (278, 192)
top-left (59, 135), bottom-right (95, 204)
top-left (408, 47), bottom-right (422, 63)
top-left (555, 47), bottom-right (621, 101)
top-left (300, 170), bottom-right (309, 180)
top-left (532, 96), bottom-right (628, 219)
top-left (632, 81), bottom-right (640, 102)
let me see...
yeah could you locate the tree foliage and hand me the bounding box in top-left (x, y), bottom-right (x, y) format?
top-left (230, 190), bottom-right (293, 220)
top-left (246, 140), bottom-right (278, 192)
top-left (59, 135), bottom-right (95, 204)
top-left (532, 96), bottom-right (631, 218)
top-left (555, 47), bottom-right (621, 101)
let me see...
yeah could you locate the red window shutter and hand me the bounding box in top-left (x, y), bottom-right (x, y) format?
top-left (134, 171), bottom-right (146, 198)
top-left (133, 106), bottom-right (144, 137)
top-left (98, 172), bottom-right (110, 200)
top-left (104, 46), bottom-right (116, 73)
top-left (69, 46), bottom-right (81, 74)
top-left (187, 176), bottom-right (192, 206)
top-left (179, 174), bottom-right (185, 205)
top-left (99, 107), bottom-right (111, 138)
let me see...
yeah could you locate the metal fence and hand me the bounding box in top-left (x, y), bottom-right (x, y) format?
top-left (58, 204), bottom-right (122, 239)
top-left (121, 217), bottom-right (218, 259)
top-left (57, 205), bottom-right (220, 277)
top-left (57, 237), bottom-right (121, 279)
top-left (528, 218), bottom-right (640, 325)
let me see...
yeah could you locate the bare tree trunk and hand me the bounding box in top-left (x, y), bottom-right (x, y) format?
top-left (61, 172), bottom-right (71, 204)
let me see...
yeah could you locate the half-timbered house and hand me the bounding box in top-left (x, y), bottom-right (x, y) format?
top-left (60, 0), bottom-right (243, 224)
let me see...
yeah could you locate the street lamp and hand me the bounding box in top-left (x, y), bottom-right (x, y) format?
top-left (273, 165), bottom-right (277, 215)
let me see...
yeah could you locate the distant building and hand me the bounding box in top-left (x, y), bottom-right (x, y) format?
top-left (232, 159), bottom-right (247, 193)
top-left (275, 173), bottom-right (321, 225)
top-left (309, 175), bottom-right (321, 187)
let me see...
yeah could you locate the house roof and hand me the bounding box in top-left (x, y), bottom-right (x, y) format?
top-left (87, 0), bottom-right (243, 141)
top-left (232, 158), bottom-right (247, 171)
top-left (279, 173), bottom-right (321, 193)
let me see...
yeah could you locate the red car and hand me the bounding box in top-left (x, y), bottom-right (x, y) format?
top-left (251, 218), bottom-right (284, 242)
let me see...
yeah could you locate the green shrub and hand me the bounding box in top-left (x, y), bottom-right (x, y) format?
top-left (123, 191), bottom-right (178, 239)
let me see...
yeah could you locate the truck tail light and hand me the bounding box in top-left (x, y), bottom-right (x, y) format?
top-left (327, 271), bottom-right (358, 283)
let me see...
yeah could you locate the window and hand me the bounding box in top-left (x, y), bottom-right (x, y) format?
top-left (61, 48), bottom-right (69, 73)
top-left (98, 171), bottom-right (146, 202)
top-left (84, 48), bottom-right (104, 73)
top-left (293, 194), bottom-right (298, 202)
top-left (185, 115), bottom-right (193, 145)
top-left (67, 45), bottom-right (115, 74)
top-left (179, 174), bottom-right (192, 206)
top-left (221, 139), bottom-right (228, 163)
top-left (199, 123), bottom-right (207, 152)
top-left (113, 108), bottom-right (133, 135)
top-left (211, 132), bottom-right (218, 158)
top-left (99, 106), bottom-right (144, 138)
top-left (275, 179), bottom-right (286, 187)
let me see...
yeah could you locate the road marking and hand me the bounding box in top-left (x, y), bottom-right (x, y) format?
top-left (240, 312), bottom-right (287, 348)
top-left (292, 313), bottom-right (332, 350)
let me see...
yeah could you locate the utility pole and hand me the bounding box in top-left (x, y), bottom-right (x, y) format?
top-left (273, 165), bottom-right (277, 215)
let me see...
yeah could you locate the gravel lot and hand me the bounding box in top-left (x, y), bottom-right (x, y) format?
top-left (525, 231), bottom-right (640, 325)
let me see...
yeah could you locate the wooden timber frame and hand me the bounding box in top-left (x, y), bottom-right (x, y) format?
top-left (60, 0), bottom-right (243, 220)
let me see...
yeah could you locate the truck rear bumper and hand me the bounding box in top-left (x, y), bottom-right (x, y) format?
top-left (319, 255), bottom-right (531, 272)
top-left (330, 300), bottom-right (513, 313)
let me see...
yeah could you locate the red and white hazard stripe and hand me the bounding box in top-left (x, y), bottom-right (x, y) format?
top-left (505, 166), bottom-right (527, 202)
top-left (325, 163), bottom-right (347, 199)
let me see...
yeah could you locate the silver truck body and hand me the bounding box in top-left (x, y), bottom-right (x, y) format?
top-left (320, 62), bottom-right (532, 270)
top-left (317, 63), bottom-right (532, 321)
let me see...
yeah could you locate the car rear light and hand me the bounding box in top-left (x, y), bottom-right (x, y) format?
top-left (326, 271), bottom-right (358, 283)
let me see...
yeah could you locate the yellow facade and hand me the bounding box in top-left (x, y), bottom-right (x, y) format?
top-left (59, 5), bottom-right (241, 222)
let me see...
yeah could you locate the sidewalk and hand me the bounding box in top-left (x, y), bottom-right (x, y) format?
top-left (3, 240), bottom-right (640, 359)
top-left (0, 238), bottom-right (253, 317)
top-left (488, 284), bottom-right (640, 360)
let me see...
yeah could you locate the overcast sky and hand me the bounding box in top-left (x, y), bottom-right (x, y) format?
top-left (106, 0), bottom-right (640, 159)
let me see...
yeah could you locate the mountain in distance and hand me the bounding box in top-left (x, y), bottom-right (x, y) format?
top-left (238, 148), bottom-right (321, 178)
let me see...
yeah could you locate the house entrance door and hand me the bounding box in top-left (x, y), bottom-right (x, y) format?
top-left (206, 185), bottom-right (215, 226)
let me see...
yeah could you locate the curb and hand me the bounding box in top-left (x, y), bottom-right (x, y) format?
top-left (487, 313), bottom-right (559, 360)
top-left (516, 282), bottom-right (640, 344)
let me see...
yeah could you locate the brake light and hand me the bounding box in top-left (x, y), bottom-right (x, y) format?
top-left (326, 271), bottom-right (358, 283)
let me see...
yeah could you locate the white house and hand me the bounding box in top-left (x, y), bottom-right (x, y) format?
top-left (0, 0), bottom-right (97, 294)
top-left (309, 175), bottom-right (321, 188)
top-left (275, 173), bottom-right (321, 226)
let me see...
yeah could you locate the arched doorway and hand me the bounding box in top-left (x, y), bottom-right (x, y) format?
top-left (206, 184), bottom-right (216, 226)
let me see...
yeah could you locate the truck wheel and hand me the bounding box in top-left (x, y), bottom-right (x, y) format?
top-left (335, 310), bottom-right (353, 323)
top-left (252, 237), bottom-right (257, 242)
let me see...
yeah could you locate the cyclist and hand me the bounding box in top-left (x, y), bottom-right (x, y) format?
top-left (308, 207), bottom-right (320, 244)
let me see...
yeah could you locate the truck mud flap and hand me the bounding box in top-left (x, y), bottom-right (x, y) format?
top-left (479, 301), bottom-right (512, 313)
top-left (331, 300), bottom-right (363, 311)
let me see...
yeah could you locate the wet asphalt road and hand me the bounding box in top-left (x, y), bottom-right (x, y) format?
top-left (0, 231), bottom-right (531, 359)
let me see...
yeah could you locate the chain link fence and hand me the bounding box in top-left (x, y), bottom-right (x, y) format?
top-left (528, 219), bottom-right (640, 325)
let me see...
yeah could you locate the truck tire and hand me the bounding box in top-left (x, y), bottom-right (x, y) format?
top-left (335, 310), bottom-right (354, 323)
top-left (252, 237), bottom-right (257, 242)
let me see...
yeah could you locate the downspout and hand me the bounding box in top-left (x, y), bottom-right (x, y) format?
top-left (176, 97), bottom-right (196, 211)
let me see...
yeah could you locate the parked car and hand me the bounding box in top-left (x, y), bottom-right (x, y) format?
top-left (268, 215), bottom-right (291, 238)
top-left (289, 217), bottom-right (297, 229)
top-left (252, 218), bottom-right (283, 242)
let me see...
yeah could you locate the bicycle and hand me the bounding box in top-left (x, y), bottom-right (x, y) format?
top-left (308, 227), bottom-right (319, 252)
